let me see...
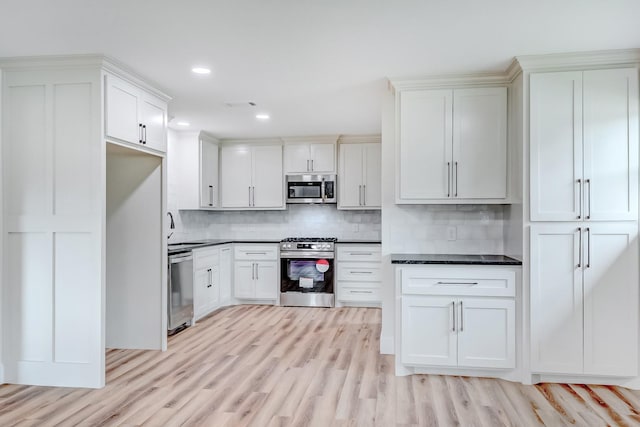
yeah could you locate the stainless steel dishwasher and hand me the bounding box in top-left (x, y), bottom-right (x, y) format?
top-left (168, 251), bottom-right (194, 334)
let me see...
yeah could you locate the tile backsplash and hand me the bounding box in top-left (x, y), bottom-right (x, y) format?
top-left (385, 204), bottom-right (505, 254)
top-left (169, 204), bottom-right (382, 242)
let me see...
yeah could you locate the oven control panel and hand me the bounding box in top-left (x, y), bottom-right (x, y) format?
top-left (280, 242), bottom-right (334, 251)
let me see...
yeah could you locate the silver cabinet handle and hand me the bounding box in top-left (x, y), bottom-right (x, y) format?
top-left (454, 161), bottom-right (458, 197)
top-left (255, 263), bottom-right (259, 280)
top-left (584, 179), bottom-right (591, 221)
top-left (436, 281), bottom-right (478, 286)
top-left (209, 185), bottom-right (214, 206)
top-left (358, 185), bottom-right (362, 206)
top-left (363, 184), bottom-right (366, 206)
top-left (245, 252), bottom-right (267, 255)
top-left (447, 162), bottom-right (451, 197)
top-left (460, 301), bottom-right (464, 332)
top-left (252, 186), bottom-right (255, 207)
top-left (451, 301), bottom-right (456, 332)
top-left (577, 227), bottom-right (582, 268)
top-left (139, 123), bottom-right (143, 143)
top-left (577, 179), bottom-right (582, 219)
top-left (350, 271), bottom-right (373, 274)
top-left (350, 290), bottom-right (373, 294)
top-left (350, 251), bottom-right (373, 256)
top-left (248, 186), bottom-right (252, 206)
top-left (251, 263), bottom-right (254, 280)
top-left (311, 159), bottom-right (314, 171)
top-left (586, 227), bottom-right (591, 268)
top-left (207, 268), bottom-right (213, 288)
top-left (142, 124), bottom-right (147, 144)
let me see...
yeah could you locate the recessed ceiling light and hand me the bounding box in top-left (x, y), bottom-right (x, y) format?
top-left (191, 67), bottom-right (211, 75)
top-left (256, 114), bottom-right (270, 120)
top-left (176, 121), bottom-right (190, 126)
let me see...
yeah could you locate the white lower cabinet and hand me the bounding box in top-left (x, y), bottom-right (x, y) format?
top-left (400, 266), bottom-right (516, 370)
top-left (530, 223), bottom-right (639, 376)
top-left (219, 245), bottom-right (232, 304)
top-left (234, 244), bottom-right (279, 300)
top-left (336, 244), bottom-right (381, 306)
top-left (193, 247), bottom-right (220, 321)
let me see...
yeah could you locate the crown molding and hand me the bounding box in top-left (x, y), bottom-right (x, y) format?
top-left (515, 48), bottom-right (640, 72)
top-left (220, 137), bottom-right (283, 146)
top-left (281, 135), bottom-right (339, 144)
top-left (338, 134), bottom-right (381, 144)
top-left (0, 54), bottom-right (171, 101)
top-left (389, 72), bottom-right (510, 91)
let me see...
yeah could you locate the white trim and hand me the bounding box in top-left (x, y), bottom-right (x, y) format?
top-left (338, 134), bottom-right (381, 144)
top-left (516, 48), bottom-right (640, 72)
top-left (281, 135), bottom-right (339, 144)
top-left (389, 72), bottom-right (510, 91)
top-left (0, 54), bottom-right (172, 102)
top-left (380, 335), bottom-right (394, 355)
top-left (220, 137), bottom-right (283, 146)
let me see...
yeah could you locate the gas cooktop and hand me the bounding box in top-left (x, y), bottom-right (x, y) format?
top-left (281, 237), bottom-right (338, 243)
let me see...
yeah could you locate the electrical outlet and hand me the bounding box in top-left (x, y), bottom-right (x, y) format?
top-left (446, 226), bottom-right (457, 241)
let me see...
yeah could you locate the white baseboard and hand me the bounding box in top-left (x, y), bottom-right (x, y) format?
top-left (380, 335), bottom-right (394, 354)
top-left (0, 362), bottom-right (4, 384)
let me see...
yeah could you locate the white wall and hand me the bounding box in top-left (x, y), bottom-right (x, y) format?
top-left (106, 144), bottom-right (164, 350)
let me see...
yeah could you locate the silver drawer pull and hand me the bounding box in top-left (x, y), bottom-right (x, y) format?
top-left (350, 290), bottom-right (373, 294)
top-left (350, 271), bottom-right (373, 274)
top-left (436, 281), bottom-right (478, 286)
top-left (350, 252), bottom-right (373, 255)
top-left (245, 252), bottom-right (267, 255)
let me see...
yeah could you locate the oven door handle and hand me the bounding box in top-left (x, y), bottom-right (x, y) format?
top-left (280, 252), bottom-right (335, 259)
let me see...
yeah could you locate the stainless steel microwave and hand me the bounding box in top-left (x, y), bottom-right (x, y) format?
top-left (286, 174), bottom-right (336, 204)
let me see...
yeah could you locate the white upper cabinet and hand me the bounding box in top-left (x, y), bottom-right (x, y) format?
top-left (200, 137), bottom-right (219, 208)
top-left (530, 68), bottom-right (638, 221)
top-left (283, 138), bottom-right (337, 174)
top-left (338, 142), bottom-right (381, 209)
top-left (396, 87), bottom-right (507, 203)
top-left (105, 74), bottom-right (168, 153)
top-left (452, 88), bottom-right (507, 199)
top-left (220, 144), bottom-right (284, 209)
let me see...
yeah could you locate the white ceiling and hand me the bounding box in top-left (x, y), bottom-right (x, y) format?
top-left (1, 0), bottom-right (639, 139)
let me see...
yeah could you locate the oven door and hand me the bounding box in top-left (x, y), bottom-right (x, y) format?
top-left (280, 254), bottom-right (334, 294)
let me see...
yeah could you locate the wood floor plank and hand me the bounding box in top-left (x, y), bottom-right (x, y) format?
top-left (1, 305), bottom-right (639, 426)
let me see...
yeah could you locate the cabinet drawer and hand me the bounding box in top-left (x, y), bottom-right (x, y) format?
top-left (234, 245), bottom-right (278, 260)
top-left (193, 247), bottom-right (219, 270)
top-left (401, 267), bottom-right (515, 297)
top-left (338, 286), bottom-right (381, 302)
top-left (337, 263), bottom-right (381, 282)
top-left (337, 245), bottom-right (381, 262)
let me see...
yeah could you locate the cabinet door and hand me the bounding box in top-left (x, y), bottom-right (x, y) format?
top-left (193, 268), bottom-right (208, 320)
top-left (401, 296), bottom-right (457, 366)
top-left (255, 261), bottom-right (278, 300)
top-left (200, 138), bottom-right (219, 208)
top-left (252, 145), bottom-right (283, 208)
top-left (453, 88), bottom-right (507, 199)
top-left (219, 246), bottom-right (232, 304)
top-left (530, 225), bottom-right (583, 374)
top-left (457, 298), bottom-right (515, 369)
top-left (583, 68), bottom-right (639, 221)
top-left (530, 72), bottom-right (583, 221)
top-left (363, 143), bottom-right (381, 208)
top-left (284, 143), bottom-right (310, 173)
top-left (583, 224), bottom-right (638, 376)
top-left (338, 144), bottom-right (363, 208)
top-left (140, 94), bottom-right (167, 152)
top-left (310, 143), bottom-right (335, 173)
top-left (220, 146), bottom-right (252, 208)
top-left (398, 90), bottom-right (452, 200)
top-left (234, 261), bottom-right (254, 298)
top-left (105, 75), bottom-right (141, 145)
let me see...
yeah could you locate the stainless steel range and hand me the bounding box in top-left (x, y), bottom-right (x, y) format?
top-left (280, 237), bottom-right (336, 307)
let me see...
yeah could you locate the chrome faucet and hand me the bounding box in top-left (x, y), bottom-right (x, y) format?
top-left (167, 212), bottom-right (175, 239)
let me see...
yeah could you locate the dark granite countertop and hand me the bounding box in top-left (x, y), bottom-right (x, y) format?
top-left (391, 253), bottom-right (522, 266)
top-left (168, 239), bottom-right (281, 255)
top-left (336, 240), bottom-right (381, 244)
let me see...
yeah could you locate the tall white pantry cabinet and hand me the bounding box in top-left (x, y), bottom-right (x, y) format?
top-left (0, 56), bottom-right (170, 388)
top-left (527, 64), bottom-right (640, 380)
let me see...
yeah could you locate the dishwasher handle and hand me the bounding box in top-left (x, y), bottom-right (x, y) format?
top-left (170, 253), bottom-right (193, 263)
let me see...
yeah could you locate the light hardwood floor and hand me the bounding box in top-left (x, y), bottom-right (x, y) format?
top-left (1, 305), bottom-right (640, 426)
